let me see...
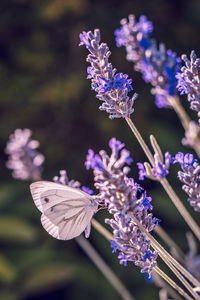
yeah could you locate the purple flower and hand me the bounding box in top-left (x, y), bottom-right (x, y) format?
top-left (86, 137), bottom-right (159, 277)
top-left (98, 77), bottom-right (112, 92)
top-left (173, 152), bottom-right (200, 212)
top-left (81, 186), bottom-right (94, 195)
top-left (53, 169), bottom-right (81, 188)
top-left (5, 128), bottom-right (45, 181)
top-left (79, 29), bottom-right (137, 119)
top-left (110, 240), bottom-right (120, 253)
top-left (173, 152), bottom-right (197, 167)
top-left (137, 162), bottom-right (147, 180)
top-left (182, 121), bottom-right (200, 148)
top-left (79, 31), bottom-right (90, 47)
top-left (176, 51), bottom-right (200, 117)
top-left (85, 149), bottom-right (104, 171)
top-left (140, 192), bottom-right (153, 211)
top-left (118, 252), bottom-right (128, 266)
top-left (143, 250), bottom-right (154, 262)
top-left (138, 152), bottom-right (173, 181)
top-left (115, 14), bottom-right (181, 109)
top-left (135, 15), bottom-right (153, 36)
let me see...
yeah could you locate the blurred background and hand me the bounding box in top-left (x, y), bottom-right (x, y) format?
top-left (0, 0), bottom-right (200, 299)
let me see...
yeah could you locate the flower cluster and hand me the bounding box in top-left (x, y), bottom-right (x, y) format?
top-left (85, 137), bottom-right (159, 277)
top-left (115, 14), bottom-right (181, 108)
top-left (173, 152), bottom-right (200, 212)
top-left (79, 29), bottom-right (138, 119)
top-left (5, 128), bottom-right (45, 181)
top-left (176, 51), bottom-right (200, 118)
top-left (137, 152), bottom-right (173, 180)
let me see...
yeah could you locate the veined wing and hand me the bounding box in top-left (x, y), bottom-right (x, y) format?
top-left (41, 202), bottom-right (95, 240)
top-left (30, 181), bottom-right (91, 213)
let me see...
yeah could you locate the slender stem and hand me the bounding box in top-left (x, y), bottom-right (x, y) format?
top-left (76, 236), bottom-right (135, 300)
top-left (91, 219), bottom-right (113, 241)
top-left (125, 116), bottom-right (200, 241)
top-left (125, 117), bottom-right (155, 166)
top-left (152, 271), bottom-right (182, 300)
top-left (168, 96), bottom-right (200, 158)
top-left (154, 266), bottom-right (193, 300)
top-left (161, 178), bottom-right (200, 241)
top-left (168, 96), bottom-right (190, 132)
top-left (154, 225), bottom-right (184, 259)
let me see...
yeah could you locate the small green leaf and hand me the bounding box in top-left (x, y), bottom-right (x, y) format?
top-left (0, 254), bottom-right (16, 283)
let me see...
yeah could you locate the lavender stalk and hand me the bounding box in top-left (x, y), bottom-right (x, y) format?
top-left (115, 15), bottom-right (200, 157)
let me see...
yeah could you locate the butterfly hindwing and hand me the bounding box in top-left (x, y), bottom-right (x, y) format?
top-left (41, 202), bottom-right (95, 240)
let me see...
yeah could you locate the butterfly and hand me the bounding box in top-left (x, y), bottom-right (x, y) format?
top-left (30, 181), bottom-right (98, 240)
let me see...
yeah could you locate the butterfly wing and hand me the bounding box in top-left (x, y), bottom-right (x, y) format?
top-left (41, 205), bottom-right (94, 240)
top-left (30, 181), bottom-right (96, 240)
top-left (30, 181), bottom-right (90, 213)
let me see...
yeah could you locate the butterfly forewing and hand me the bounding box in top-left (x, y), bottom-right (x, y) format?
top-left (30, 181), bottom-right (91, 213)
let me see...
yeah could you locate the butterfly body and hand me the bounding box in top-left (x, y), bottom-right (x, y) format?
top-left (30, 181), bottom-right (98, 240)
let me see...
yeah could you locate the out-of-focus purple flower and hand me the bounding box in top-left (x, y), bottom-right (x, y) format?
top-left (85, 137), bottom-right (159, 277)
top-left (115, 14), bottom-right (181, 109)
top-left (85, 149), bottom-right (104, 171)
top-left (173, 152), bottom-right (200, 212)
top-left (5, 128), bottom-right (45, 181)
top-left (53, 170), bottom-right (94, 195)
top-left (53, 169), bottom-right (81, 188)
top-left (79, 29), bottom-right (138, 119)
top-left (173, 152), bottom-right (197, 166)
top-left (137, 162), bottom-right (147, 180)
top-left (182, 121), bottom-right (200, 149)
top-left (176, 51), bottom-right (200, 118)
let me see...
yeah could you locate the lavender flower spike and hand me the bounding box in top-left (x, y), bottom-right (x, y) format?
top-left (176, 51), bottom-right (200, 119)
top-left (115, 15), bottom-right (181, 109)
top-left (173, 152), bottom-right (200, 212)
top-left (5, 128), bottom-right (45, 181)
top-left (79, 29), bottom-right (138, 119)
top-left (85, 137), bottom-right (159, 277)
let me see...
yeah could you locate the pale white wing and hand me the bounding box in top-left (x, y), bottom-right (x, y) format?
top-left (30, 181), bottom-right (97, 240)
top-left (30, 181), bottom-right (90, 213)
top-left (41, 201), bottom-right (95, 240)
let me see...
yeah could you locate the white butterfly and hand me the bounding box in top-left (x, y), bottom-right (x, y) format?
top-left (30, 181), bottom-right (98, 240)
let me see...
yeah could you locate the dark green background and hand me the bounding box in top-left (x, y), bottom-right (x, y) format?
top-left (0, 0), bottom-right (200, 299)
